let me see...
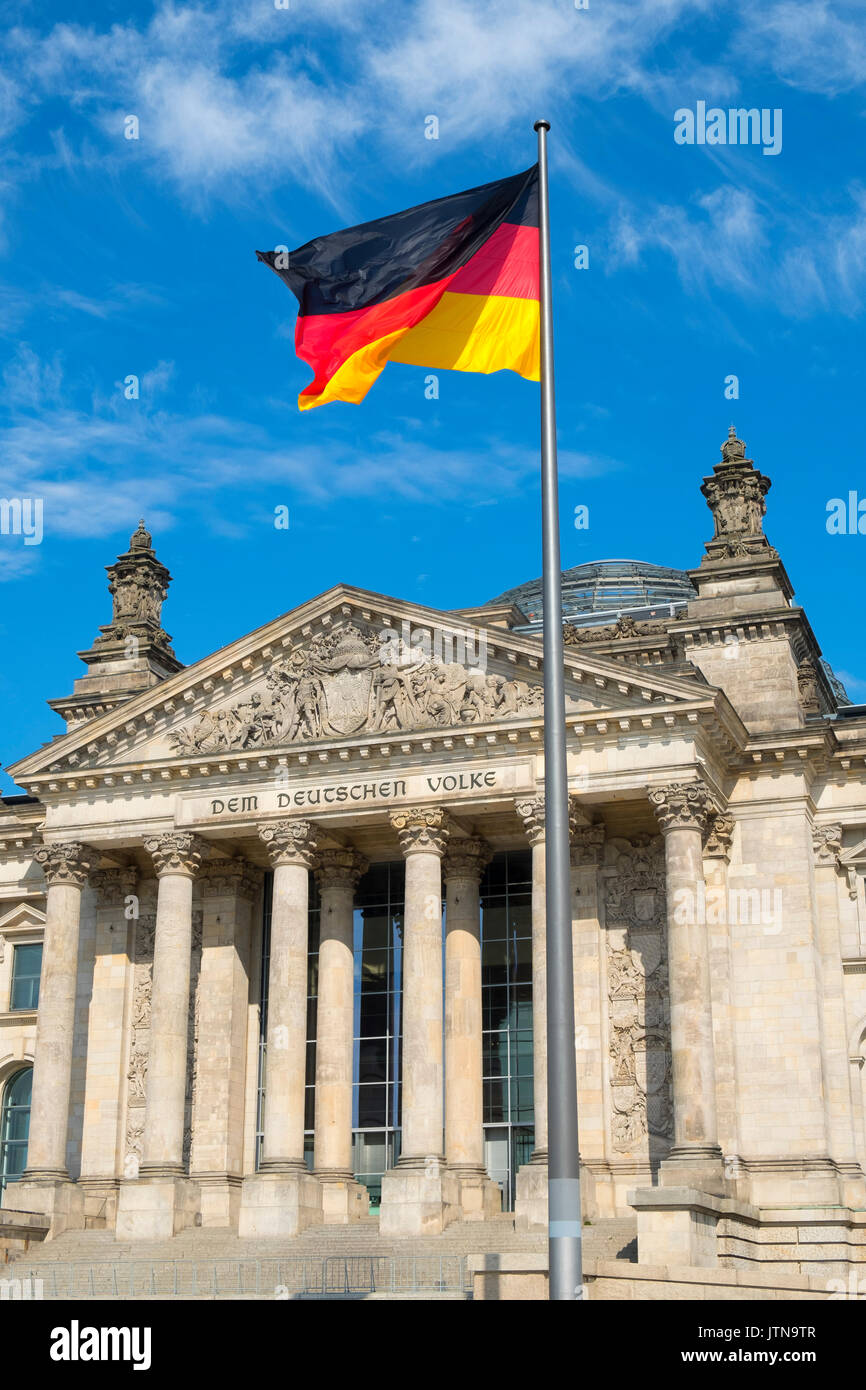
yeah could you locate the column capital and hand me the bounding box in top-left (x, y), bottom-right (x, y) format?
top-left (259, 819), bottom-right (318, 868)
top-left (648, 781), bottom-right (714, 835)
top-left (704, 812), bottom-right (736, 861)
top-left (315, 847), bottom-right (368, 892)
top-left (444, 836), bottom-right (492, 884)
top-left (198, 857), bottom-right (263, 899)
top-left (570, 824), bottom-right (606, 868)
top-left (813, 823), bottom-right (843, 867)
top-left (515, 795), bottom-right (545, 845)
top-left (35, 840), bottom-right (96, 887)
top-left (568, 793), bottom-right (592, 834)
top-left (390, 806), bottom-right (451, 856)
top-left (90, 865), bottom-right (139, 905)
top-left (143, 831), bottom-right (208, 878)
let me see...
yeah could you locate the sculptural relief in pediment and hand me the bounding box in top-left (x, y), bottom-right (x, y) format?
top-left (169, 622), bottom-right (550, 755)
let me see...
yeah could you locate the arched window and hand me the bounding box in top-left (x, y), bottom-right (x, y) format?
top-left (0, 1067), bottom-right (32, 1191)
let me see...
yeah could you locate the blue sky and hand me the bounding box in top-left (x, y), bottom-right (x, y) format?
top-left (1, 0), bottom-right (865, 792)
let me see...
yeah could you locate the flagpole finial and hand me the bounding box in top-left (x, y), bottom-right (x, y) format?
top-left (534, 118), bottom-right (550, 132)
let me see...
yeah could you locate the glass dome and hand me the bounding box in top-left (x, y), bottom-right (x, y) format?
top-left (488, 558), bottom-right (697, 630)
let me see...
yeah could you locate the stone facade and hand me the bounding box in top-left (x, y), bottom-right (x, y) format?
top-left (2, 431), bottom-right (866, 1271)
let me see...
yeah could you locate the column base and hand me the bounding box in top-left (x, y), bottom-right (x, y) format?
top-left (237, 1169), bottom-right (322, 1238)
top-left (630, 1186), bottom-right (723, 1268)
top-left (2, 1177), bottom-right (85, 1239)
top-left (115, 1176), bottom-right (201, 1241)
top-left (379, 1156), bottom-right (456, 1237)
top-left (514, 1160), bottom-right (598, 1230)
top-left (78, 1177), bottom-right (120, 1228)
top-left (191, 1172), bottom-right (244, 1229)
top-left (315, 1169), bottom-right (370, 1224)
top-left (444, 1166), bottom-right (503, 1222)
top-left (659, 1144), bottom-right (725, 1196)
top-left (725, 1154), bottom-right (865, 1207)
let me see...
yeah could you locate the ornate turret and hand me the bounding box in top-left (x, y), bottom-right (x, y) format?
top-left (48, 522), bottom-right (184, 729)
top-left (673, 428), bottom-right (836, 732)
top-left (93, 519), bottom-right (176, 657)
top-left (700, 426), bottom-right (777, 564)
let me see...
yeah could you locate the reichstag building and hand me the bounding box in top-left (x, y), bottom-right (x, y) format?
top-left (2, 428), bottom-right (865, 1296)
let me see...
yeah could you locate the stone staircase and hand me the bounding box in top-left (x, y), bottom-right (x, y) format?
top-left (8, 1214), bottom-right (637, 1300)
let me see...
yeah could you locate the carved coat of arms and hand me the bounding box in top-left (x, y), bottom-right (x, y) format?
top-left (170, 621), bottom-right (546, 754)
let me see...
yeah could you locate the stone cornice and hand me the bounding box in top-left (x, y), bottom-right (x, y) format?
top-left (18, 695), bottom-right (749, 807)
top-left (9, 585), bottom-right (720, 787)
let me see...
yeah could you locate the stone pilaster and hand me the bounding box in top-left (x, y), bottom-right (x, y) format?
top-left (238, 820), bottom-right (322, 1237)
top-left (569, 824), bottom-right (605, 1218)
top-left (442, 837), bottom-right (501, 1222)
top-left (4, 841), bottom-right (95, 1234)
top-left (811, 827), bottom-right (866, 1206)
top-left (649, 782), bottom-right (724, 1192)
top-left (313, 848), bottom-right (370, 1224)
top-left (78, 866), bottom-right (139, 1223)
top-left (380, 807), bottom-right (452, 1236)
top-left (116, 833), bottom-right (207, 1240)
top-left (189, 859), bottom-right (261, 1228)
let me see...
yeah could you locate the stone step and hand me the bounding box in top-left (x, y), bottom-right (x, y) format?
top-left (12, 1217), bottom-right (635, 1259)
top-left (9, 1216), bottom-right (636, 1300)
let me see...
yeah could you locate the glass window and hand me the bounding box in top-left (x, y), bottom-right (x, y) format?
top-left (480, 850), bottom-right (535, 1209)
top-left (10, 943), bottom-right (42, 1011)
top-left (0, 1067), bottom-right (32, 1189)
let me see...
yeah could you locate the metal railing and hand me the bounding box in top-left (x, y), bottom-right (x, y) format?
top-left (22, 1255), bottom-right (468, 1299)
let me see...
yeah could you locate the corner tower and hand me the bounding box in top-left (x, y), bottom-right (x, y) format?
top-left (672, 427), bottom-right (837, 732)
top-left (49, 521), bottom-right (184, 730)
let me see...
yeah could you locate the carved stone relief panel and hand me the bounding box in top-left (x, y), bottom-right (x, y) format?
top-left (124, 911), bottom-right (155, 1166)
top-left (183, 911), bottom-right (204, 1169)
top-left (603, 835), bottom-right (673, 1157)
top-left (123, 906), bottom-right (203, 1172)
top-left (169, 622), bottom-right (549, 754)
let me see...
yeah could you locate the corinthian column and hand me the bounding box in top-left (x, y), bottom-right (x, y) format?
top-left (314, 847), bottom-right (370, 1223)
top-left (239, 819), bottom-right (323, 1237)
top-left (442, 836), bottom-right (502, 1220)
top-left (258, 820), bottom-right (318, 1171)
top-left (380, 807), bottom-right (452, 1236)
top-left (139, 832), bottom-right (207, 1177)
top-left (649, 781), bottom-right (724, 1191)
top-left (25, 842), bottom-right (96, 1181)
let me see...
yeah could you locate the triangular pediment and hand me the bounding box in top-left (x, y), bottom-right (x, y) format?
top-left (9, 585), bottom-right (718, 784)
top-left (0, 903), bottom-right (46, 934)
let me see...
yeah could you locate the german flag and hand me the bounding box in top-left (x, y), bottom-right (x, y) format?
top-left (257, 166), bottom-right (539, 410)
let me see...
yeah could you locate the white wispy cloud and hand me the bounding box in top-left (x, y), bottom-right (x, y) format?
top-left (0, 348), bottom-right (620, 564)
top-left (734, 1), bottom-right (866, 97)
top-left (609, 182), bottom-right (866, 314)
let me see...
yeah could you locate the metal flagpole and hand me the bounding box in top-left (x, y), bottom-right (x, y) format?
top-left (534, 118), bottom-right (583, 1302)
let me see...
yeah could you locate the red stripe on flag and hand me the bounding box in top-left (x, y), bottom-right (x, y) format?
top-left (446, 222), bottom-right (539, 300)
top-left (295, 271), bottom-right (459, 402)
